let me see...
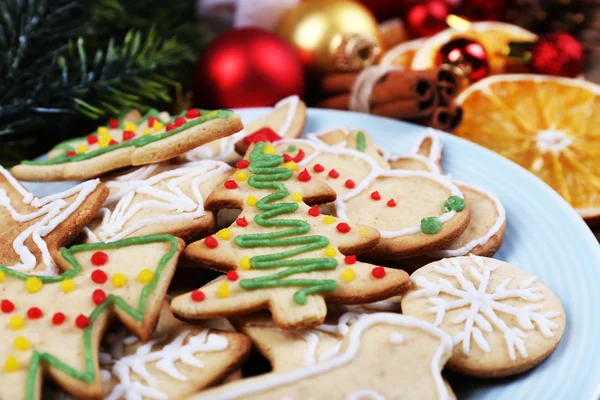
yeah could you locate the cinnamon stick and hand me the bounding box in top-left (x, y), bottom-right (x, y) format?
top-left (425, 104), bottom-right (463, 132)
top-left (371, 89), bottom-right (438, 120)
top-left (371, 74), bottom-right (434, 105)
top-left (436, 68), bottom-right (461, 106)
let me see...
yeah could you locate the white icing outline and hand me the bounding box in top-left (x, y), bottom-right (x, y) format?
top-left (347, 389), bottom-right (386, 400)
top-left (306, 126), bottom-right (350, 147)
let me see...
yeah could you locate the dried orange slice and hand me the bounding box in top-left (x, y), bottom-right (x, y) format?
top-left (380, 38), bottom-right (427, 68)
top-left (455, 74), bottom-right (600, 223)
top-left (411, 22), bottom-right (537, 74)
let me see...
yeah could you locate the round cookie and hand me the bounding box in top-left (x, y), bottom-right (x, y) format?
top-left (401, 255), bottom-right (566, 377)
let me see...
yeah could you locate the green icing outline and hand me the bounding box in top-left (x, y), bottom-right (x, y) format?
top-left (0, 234), bottom-right (180, 400)
top-left (235, 142), bottom-right (338, 305)
top-left (356, 131), bottom-right (366, 152)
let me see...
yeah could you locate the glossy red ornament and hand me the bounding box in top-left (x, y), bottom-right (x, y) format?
top-left (436, 38), bottom-right (489, 81)
top-left (531, 33), bottom-right (584, 78)
top-left (405, 0), bottom-right (449, 38)
top-left (194, 28), bottom-right (305, 108)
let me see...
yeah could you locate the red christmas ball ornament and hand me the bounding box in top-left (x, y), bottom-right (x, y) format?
top-left (194, 28), bottom-right (305, 108)
top-left (436, 38), bottom-right (489, 82)
top-left (461, 0), bottom-right (506, 21)
top-left (405, 0), bottom-right (450, 38)
top-left (531, 32), bottom-right (584, 78)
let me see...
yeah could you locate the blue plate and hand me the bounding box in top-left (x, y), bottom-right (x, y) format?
top-left (24, 108), bottom-right (600, 400)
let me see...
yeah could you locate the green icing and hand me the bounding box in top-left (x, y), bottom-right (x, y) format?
top-left (421, 217), bottom-right (442, 234)
top-left (22, 109), bottom-right (233, 166)
top-left (443, 195), bottom-right (465, 212)
top-left (287, 144), bottom-right (297, 152)
top-left (356, 131), bottom-right (366, 152)
top-left (1, 234), bottom-right (181, 400)
top-left (235, 141), bottom-right (338, 305)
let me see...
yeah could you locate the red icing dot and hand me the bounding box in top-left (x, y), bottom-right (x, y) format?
top-left (313, 164), bottom-right (325, 173)
top-left (191, 290), bottom-right (205, 302)
top-left (66, 151), bottom-right (76, 157)
top-left (205, 236), bottom-right (218, 249)
top-left (166, 123), bottom-right (176, 132)
top-left (236, 217), bottom-right (248, 227)
top-left (371, 266), bottom-right (386, 279)
top-left (242, 127), bottom-right (282, 145)
top-left (345, 255), bottom-right (357, 265)
top-left (328, 169), bottom-right (339, 179)
top-left (148, 116), bottom-right (157, 127)
top-left (108, 119), bottom-right (119, 129)
top-left (91, 269), bottom-right (107, 284)
top-left (227, 271), bottom-right (239, 281)
top-left (174, 116), bottom-right (186, 127)
top-left (1, 300), bottom-right (14, 313)
top-left (387, 199), bottom-right (397, 207)
top-left (308, 205), bottom-right (320, 217)
top-left (236, 160), bottom-right (250, 169)
top-left (224, 180), bottom-right (238, 189)
top-left (75, 314), bottom-right (90, 329)
top-left (122, 130), bottom-right (135, 141)
top-left (298, 169), bottom-right (311, 182)
top-left (291, 148), bottom-right (305, 163)
top-left (91, 251), bottom-right (108, 266)
top-left (86, 135), bottom-right (98, 145)
top-left (186, 109), bottom-right (201, 118)
top-left (336, 223), bottom-right (351, 233)
top-left (370, 191), bottom-right (381, 200)
top-left (92, 289), bottom-right (107, 305)
top-left (27, 307), bottom-right (43, 319)
top-left (52, 312), bottom-right (66, 325)
top-left (345, 179), bottom-right (355, 189)
top-left (109, 139), bottom-right (118, 146)
top-left (283, 154), bottom-right (293, 163)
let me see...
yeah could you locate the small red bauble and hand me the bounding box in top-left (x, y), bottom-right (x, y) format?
top-left (406, 0), bottom-right (449, 38)
top-left (345, 255), bottom-right (357, 265)
top-left (313, 164), bottom-right (325, 173)
top-left (166, 123), bottom-right (176, 132)
top-left (185, 109), bottom-right (201, 118)
top-left (205, 236), bottom-right (219, 249)
top-left (531, 32), bottom-right (584, 78)
top-left (27, 307), bottom-right (43, 319)
top-left (92, 289), bottom-right (107, 305)
top-left (236, 160), bottom-right (250, 169)
top-left (371, 191), bottom-right (381, 200)
top-left (227, 271), bottom-right (239, 281)
top-left (66, 151), bottom-right (76, 157)
top-left (387, 199), bottom-right (397, 207)
top-left (336, 223), bottom-right (351, 233)
top-left (52, 312), bottom-right (66, 325)
top-left (1, 300), bottom-right (15, 313)
top-left (298, 169), bottom-right (311, 182)
top-left (283, 154), bottom-right (293, 163)
top-left (108, 119), bottom-right (119, 129)
top-left (236, 217), bottom-right (248, 227)
top-left (436, 38), bottom-right (489, 82)
top-left (328, 169), bottom-right (339, 179)
top-left (371, 266), bottom-right (386, 279)
top-left (191, 290), bottom-right (206, 302)
top-left (109, 139), bottom-right (118, 146)
top-left (224, 180), bottom-right (238, 189)
top-left (174, 116), bottom-right (186, 127)
top-left (75, 314), bottom-right (90, 329)
top-left (91, 251), bottom-right (108, 266)
top-left (345, 179), bottom-right (355, 189)
top-left (308, 205), bottom-right (320, 217)
top-left (122, 130), bottom-right (135, 141)
top-left (91, 269), bottom-right (107, 284)
top-left (87, 135), bottom-right (98, 145)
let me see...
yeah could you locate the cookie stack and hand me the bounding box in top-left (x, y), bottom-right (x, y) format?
top-left (1, 97), bottom-right (566, 399)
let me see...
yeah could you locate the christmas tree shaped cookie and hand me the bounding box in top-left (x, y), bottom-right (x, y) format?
top-left (0, 234), bottom-right (184, 400)
top-left (12, 108), bottom-right (243, 182)
top-left (171, 142), bottom-right (410, 330)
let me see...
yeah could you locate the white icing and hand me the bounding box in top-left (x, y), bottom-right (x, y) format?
top-left (306, 126), bottom-right (350, 147)
top-left (361, 298), bottom-right (402, 312)
top-left (191, 313), bottom-right (453, 400)
top-left (410, 129), bottom-right (443, 165)
top-left (0, 167), bottom-right (99, 274)
top-left (346, 389), bottom-right (385, 400)
top-left (410, 255), bottom-right (561, 360)
top-left (389, 332), bottom-right (405, 344)
top-left (385, 153), bottom-right (442, 175)
top-left (273, 95), bottom-right (300, 139)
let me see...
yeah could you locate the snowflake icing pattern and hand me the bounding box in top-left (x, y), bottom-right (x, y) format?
top-left (411, 256), bottom-right (561, 360)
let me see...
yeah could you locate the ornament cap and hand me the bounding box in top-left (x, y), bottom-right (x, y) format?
top-left (333, 33), bottom-right (381, 72)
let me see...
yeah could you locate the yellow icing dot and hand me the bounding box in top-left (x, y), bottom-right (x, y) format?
top-left (263, 145), bottom-right (276, 154)
top-left (358, 227), bottom-right (369, 238)
top-left (25, 277), bottom-right (42, 293)
top-left (341, 268), bottom-right (356, 283)
top-left (291, 192), bottom-right (302, 202)
top-left (124, 122), bottom-right (137, 132)
top-left (325, 245), bottom-right (337, 257)
top-left (13, 336), bottom-right (30, 351)
top-left (9, 316), bottom-right (25, 330)
top-left (239, 256), bottom-right (251, 270)
top-left (111, 273), bottom-right (127, 288)
top-left (323, 215), bottom-right (335, 224)
top-left (217, 282), bottom-right (230, 298)
top-left (76, 144), bottom-right (87, 154)
top-left (153, 121), bottom-right (164, 132)
top-left (206, 111), bottom-right (218, 117)
top-left (246, 196), bottom-right (257, 206)
top-left (235, 171), bottom-right (248, 182)
top-left (97, 126), bottom-right (110, 137)
top-left (4, 356), bottom-right (19, 372)
top-left (0, 270), bottom-right (5, 282)
top-left (98, 136), bottom-right (111, 148)
top-left (137, 269), bottom-right (154, 283)
top-left (142, 128), bottom-right (153, 136)
top-left (283, 161), bottom-right (298, 171)
top-left (60, 279), bottom-right (75, 293)
top-left (217, 228), bottom-right (232, 240)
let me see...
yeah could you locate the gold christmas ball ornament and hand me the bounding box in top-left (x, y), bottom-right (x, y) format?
top-left (276, 0), bottom-right (382, 73)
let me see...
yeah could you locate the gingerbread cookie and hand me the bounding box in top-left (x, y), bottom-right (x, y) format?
top-left (12, 109), bottom-right (242, 181)
top-left (402, 256), bottom-right (566, 377)
top-left (385, 129), bottom-right (443, 174)
top-left (0, 234), bottom-right (184, 400)
top-left (82, 160), bottom-right (232, 243)
top-left (0, 167), bottom-right (108, 275)
top-left (189, 313), bottom-right (455, 400)
top-left (171, 141), bottom-right (410, 330)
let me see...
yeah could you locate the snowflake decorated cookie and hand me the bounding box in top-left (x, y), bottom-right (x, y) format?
top-left (12, 108), bottom-right (243, 181)
top-left (401, 256), bottom-right (566, 377)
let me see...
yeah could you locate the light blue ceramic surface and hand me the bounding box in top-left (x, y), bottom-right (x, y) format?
top-left (24, 108), bottom-right (600, 399)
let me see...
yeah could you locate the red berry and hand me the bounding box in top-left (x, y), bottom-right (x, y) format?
top-left (87, 135), bottom-right (98, 145)
top-left (109, 139), bottom-right (118, 146)
top-left (66, 151), bottom-right (76, 157)
top-left (91, 269), bottom-right (107, 284)
top-left (371, 266), bottom-right (386, 279)
top-left (371, 191), bottom-right (381, 200)
top-left (313, 164), bottom-right (324, 173)
top-left (236, 160), bottom-right (250, 169)
top-left (345, 255), bottom-right (357, 265)
top-left (92, 289), bottom-right (107, 305)
top-left (283, 154), bottom-right (293, 163)
top-left (308, 205), bottom-right (320, 217)
top-left (298, 169), bottom-right (311, 182)
top-left (122, 130), bottom-right (135, 141)
top-left (205, 236), bottom-right (218, 249)
top-left (27, 307), bottom-right (43, 319)
top-left (236, 217), bottom-right (248, 227)
top-left (166, 123), bottom-right (176, 132)
top-left (387, 199), bottom-right (397, 207)
top-left (91, 251), bottom-right (108, 266)
top-left (75, 314), bottom-right (90, 329)
top-left (345, 179), bottom-right (355, 189)
top-left (147, 116), bottom-right (157, 128)
top-left (328, 169), bottom-right (339, 179)
top-left (227, 271), bottom-right (239, 281)
top-left (224, 180), bottom-right (238, 189)
top-left (185, 109), bottom-right (201, 118)
top-left (1, 300), bottom-right (14, 313)
top-left (108, 119), bottom-right (119, 129)
top-left (174, 116), bottom-right (186, 127)
top-left (52, 312), bottom-right (66, 325)
top-left (191, 290), bottom-right (205, 302)
top-left (336, 223), bottom-right (351, 233)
